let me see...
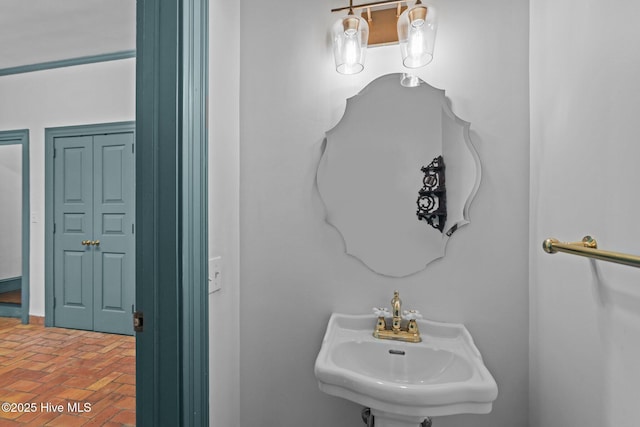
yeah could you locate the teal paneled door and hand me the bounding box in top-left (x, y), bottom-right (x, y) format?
top-left (53, 136), bottom-right (94, 330)
top-left (53, 131), bottom-right (135, 335)
top-left (92, 133), bottom-right (135, 334)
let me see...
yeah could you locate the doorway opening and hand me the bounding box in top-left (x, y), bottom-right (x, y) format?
top-left (0, 122), bottom-right (137, 425)
top-left (0, 0), bottom-right (217, 422)
top-left (0, 130), bottom-right (30, 324)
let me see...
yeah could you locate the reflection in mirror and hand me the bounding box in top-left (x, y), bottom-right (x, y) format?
top-left (0, 144), bottom-right (22, 306)
top-left (317, 74), bottom-right (481, 277)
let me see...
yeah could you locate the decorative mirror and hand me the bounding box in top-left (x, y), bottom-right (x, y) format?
top-left (316, 73), bottom-right (481, 277)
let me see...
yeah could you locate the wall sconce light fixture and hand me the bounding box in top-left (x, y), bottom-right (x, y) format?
top-left (331, 0), bottom-right (438, 74)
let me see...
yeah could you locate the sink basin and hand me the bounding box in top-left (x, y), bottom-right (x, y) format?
top-left (314, 314), bottom-right (498, 426)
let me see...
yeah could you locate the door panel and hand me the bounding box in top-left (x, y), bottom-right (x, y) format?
top-left (93, 133), bottom-right (135, 335)
top-left (53, 136), bottom-right (93, 330)
top-left (101, 252), bottom-right (125, 308)
top-left (62, 251), bottom-right (86, 305)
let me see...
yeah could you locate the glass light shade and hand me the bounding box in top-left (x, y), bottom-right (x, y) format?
top-left (332, 13), bottom-right (369, 75)
top-left (397, 2), bottom-right (438, 68)
top-left (400, 73), bottom-right (421, 87)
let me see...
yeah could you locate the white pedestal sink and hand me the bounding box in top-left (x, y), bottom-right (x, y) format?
top-left (314, 314), bottom-right (498, 427)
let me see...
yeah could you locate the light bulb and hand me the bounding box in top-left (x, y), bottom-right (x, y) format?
top-left (344, 33), bottom-right (360, 68)
top-left (408, 25), bottom-right (427, 59)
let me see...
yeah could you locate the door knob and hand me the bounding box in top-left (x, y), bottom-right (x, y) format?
top-left (91, 240), bottom-right (100, 246)
top-left (82, 240), bottom-right (90, 246)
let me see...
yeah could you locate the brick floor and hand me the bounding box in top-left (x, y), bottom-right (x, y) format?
top-left (0, 318), bottom-right (135, 426)
top-left (0, 291), bottom-right (21, 305)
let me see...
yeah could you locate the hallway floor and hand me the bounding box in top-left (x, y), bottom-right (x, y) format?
top-left (0, 318), bottom-right (135, 426)
top-left (0, 292), bottom-right (21, 305)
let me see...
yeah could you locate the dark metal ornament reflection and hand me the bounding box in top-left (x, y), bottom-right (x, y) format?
top-left (417, 155), bottom-right (446, 232)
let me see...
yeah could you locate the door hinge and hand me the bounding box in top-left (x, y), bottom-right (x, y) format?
top-left (132, 144), bottom-right (135, 154)
top-left (53, 148), bottom-right (57, 158)
top-left (132, 223), bottom-right (135, 234)
top-left (53, 223), bottom-right (56, 233)
top-left (53, 297), bottom-right (56, 308)
top-left (133, 311), bottom-right (144, 332)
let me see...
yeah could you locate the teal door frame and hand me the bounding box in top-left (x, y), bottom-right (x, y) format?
top-left (136, 0), bottom-right (209, 425)
top-left (0, 130), bottom-right (30, 324)
top-left (44, 121), bottom-right (136, 327)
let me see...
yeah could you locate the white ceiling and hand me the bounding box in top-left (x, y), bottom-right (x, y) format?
top-left (0, 0), bottom-right (136, 70)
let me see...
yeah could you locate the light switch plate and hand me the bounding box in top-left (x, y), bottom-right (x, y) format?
top-left (208, 256), bottom-right (222, 294)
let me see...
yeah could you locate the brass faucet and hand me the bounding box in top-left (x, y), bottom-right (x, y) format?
top-left (373, 291), bottom-right (421, 343)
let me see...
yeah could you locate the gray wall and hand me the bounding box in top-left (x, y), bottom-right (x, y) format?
top-left (239, 0), bottom-right (530, 426)
top-left (529, 1), bottom-right (640, 426)
top-left (208, 0), bottom-right (240, 425)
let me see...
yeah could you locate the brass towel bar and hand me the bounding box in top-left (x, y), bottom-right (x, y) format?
top-left (543, 236), bottom-right (640, 269)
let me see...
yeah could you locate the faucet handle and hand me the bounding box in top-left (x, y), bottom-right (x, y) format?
top-left (372, 307), bottom-right (390, 317)
top-left (403, 310), bottom-right (422, 320)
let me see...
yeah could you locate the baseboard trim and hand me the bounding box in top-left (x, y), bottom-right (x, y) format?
top-left (0, 305), bottom-right (21, 318)
top-left (0, 277), bottom-right (21, 293)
